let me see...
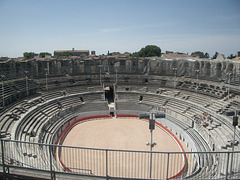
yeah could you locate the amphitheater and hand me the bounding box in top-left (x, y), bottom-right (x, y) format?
top-left (0, 55), bottom-right (240, 179)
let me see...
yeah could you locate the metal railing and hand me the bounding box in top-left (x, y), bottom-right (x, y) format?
top-left (0, 139), bottom-right (240, 180)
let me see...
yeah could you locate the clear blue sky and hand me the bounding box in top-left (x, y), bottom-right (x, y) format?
top-left (0, 0), bottom-right (239, 58)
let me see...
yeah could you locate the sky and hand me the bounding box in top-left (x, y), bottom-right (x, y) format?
top-left (0, 0), bottom-right (240, 58)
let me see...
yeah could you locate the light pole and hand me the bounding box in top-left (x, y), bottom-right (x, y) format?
top-left (115, 68), bottom-right (118, 84)
top-left (225, 110), bottom-right (239, 177)
top-left (1, 75), bottom-right (5, 107)
top-left (98, 65), bottom-right (103, 85)
top-left (173, 68), bottom-right (177, 89)
top-left (228, 72), bottom-right (232, 100)
top-left (25, 71), bottom-right (29, 96)
top-left (114, 62), bottom-right (120, 85)
top-left (45, 69), bottom-right (48, 91)
top-left (139, 112), bottom-right (165, 179)
top-left (195, 70), bottom-right (200, 92)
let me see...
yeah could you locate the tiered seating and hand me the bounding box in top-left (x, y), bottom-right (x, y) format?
top-left (0, 76), bottom-right (239, 179)
top-left (115, 84), bottom-right (240, 153)
top-left (178, 81), bottom-right (227, 99)
top-left (0, 79), bottom-right (38, 107)
top-left (116, 102), bottom-right (151, 112)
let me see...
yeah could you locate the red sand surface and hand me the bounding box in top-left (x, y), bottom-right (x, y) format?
top-left (59, 117), bottom-right (188, 179)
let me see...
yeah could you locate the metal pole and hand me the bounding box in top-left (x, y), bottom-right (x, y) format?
top-left (225, 152), bottom-right (230, 180)
top-left (149, 128), bottom-right (153, 179)
top-left (228, 73), bottom-right (231, 100)
top-left (149, 113), bottom-right (155, 179)
top-left (99, 65), bottom-right (103, 85)
top-left (49, 145), bottom-right (55, 180)
top-left (195, 70), bottom-right (200, 92)
top-left (100, 66), bottom-right (102, 85)
top-left (229, 124), bottom-right (236, 177)
top-left (106, 149), bottom-right (108, 179)
top-left (173, 68), bottom-right (177, 89)
top-left (116, 68), bottom-right (117, 84)
top-left (45, 72), bottom-right (48, 91)
top-left (2, 79), bottom-right (4, 107)
top-left (1, 140), bottom-right (6, 180)
top-left (26, 75), bottom-right (29, 96)
top-left (197, 72), bottom-right (199, 88)
top-left (166, 152), bottom-right (170, 179)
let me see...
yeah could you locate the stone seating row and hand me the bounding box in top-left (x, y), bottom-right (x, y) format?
top-left (0, 79), bottom-right (38, 107)
top-left (115, 87), bottom-right (239, 152)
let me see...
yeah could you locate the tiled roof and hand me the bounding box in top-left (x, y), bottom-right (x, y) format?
top-left (54, 50), bottom-right (89, 53)
top-left (161, 53), bottom-right (190, 58)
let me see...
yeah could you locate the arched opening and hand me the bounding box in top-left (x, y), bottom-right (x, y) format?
top-left (227, 63), bottom-right (233, 73)
top-left (194, 62), bottom-right (200, 70)
top-left (172, 61), bottom-right (177, 68)
top-left (160, 61), bottom-right (167, 75)
top-left (105, 86), bottom-right (114, 104)
top-left (216, 63), bottom-right (222, 78)
top-left (205, 62), bottom-right (211, 77)
top-left (184, 62), bottom-right (189, 68)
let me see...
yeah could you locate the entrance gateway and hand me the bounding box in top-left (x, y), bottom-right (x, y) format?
top-left (104, 85), bottom-right (115, 116)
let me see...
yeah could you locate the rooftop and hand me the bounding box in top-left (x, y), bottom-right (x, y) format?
top-left (54, 50), bottom-right (89, 53)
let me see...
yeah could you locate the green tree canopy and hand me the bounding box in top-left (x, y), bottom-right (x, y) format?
top-left (131, 45), bottom-right (161, 57)
top-left (227, 54), bottom-right (236, 59)
top-left (139, 45), bottom-right (161, 57)
top-left (108, 52), bottom-right (120, 56)
top-left (213, 52), bottom-right (219, 59)
top-left (23, 52), bottom-right (35, 59)
top-left (39, 52), bottom-right (51, 58)
top-left (191, 51), bottom-right (209, 58)
top-left (60, 51), bottom-right (73, 56)
top-left (204, 53), bottom-right (209, 58)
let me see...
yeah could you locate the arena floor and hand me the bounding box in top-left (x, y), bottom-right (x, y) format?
top-left (62, 117), bottom-right (184, 152)
top-left (59, 117), bottom-right (189, 179)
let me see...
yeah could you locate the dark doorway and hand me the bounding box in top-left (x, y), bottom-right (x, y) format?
top-left (105, 86), bottom-right (114, 103)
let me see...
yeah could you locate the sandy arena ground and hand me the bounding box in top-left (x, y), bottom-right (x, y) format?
top-left (60, 117), bottom-right (188, 179)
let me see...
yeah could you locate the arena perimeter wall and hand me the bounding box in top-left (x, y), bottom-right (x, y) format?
top-left (57, 113), bottom-right (186, 179)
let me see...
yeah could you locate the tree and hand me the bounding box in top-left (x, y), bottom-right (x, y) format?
top-left (134, 45), bottom-right (161, 57)
top-left (131, 52), bottom-right (139, 57)
top-left (191, 51), bottom-right (205, 58)
top-left (60, 51), bottom-right (73, 56)
top-left (108, 52), bottom-right (120, 56)
top-left (191, 51), bottom-right (209, 58)
top-left (39, 52), bottom-right (51, 58)
top-left (213, 52), bottom-right (219, 59)
top-left (227, 54), bottom-right (236, 59)
top-left (204, 53), bottom-right (209, 58)
top-left (23, 52), bottom-right (35, 59)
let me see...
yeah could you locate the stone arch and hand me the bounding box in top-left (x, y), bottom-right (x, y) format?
top-left (227, 63), bottom-right (233, 73)
top-left (68, 60), bottom-right (73, 74)
top-left (216, 63), bottom-right (222, 78)
top-left (172, 60), bottom-right (177, 68)
top-left (37, 61), bottom-right (44, 76)
top-left (26, 62), bottom-right (32, 72)
top-left (103, 60), bottom-right (109, 72)
top-left (61, 61), bottom-right (69, 74)
top-left (4, 63), bottom-right (11, 74)
top-left (49, 61), bottom-right (55, 75)
top-left (160, 61), bottom-right (167, 75)
top-left (205, 62), bottom-right (211, 76)
top-left (194, 62), bottom-right (200, 70)
top-left (126, 59), bottom-right (131, 71)
top-left (222, 62), bottom-right (226, 70)
top-left (79, 60), bottom-right (85, 73)
top-left (183, 62), bottom-right (189, 68)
